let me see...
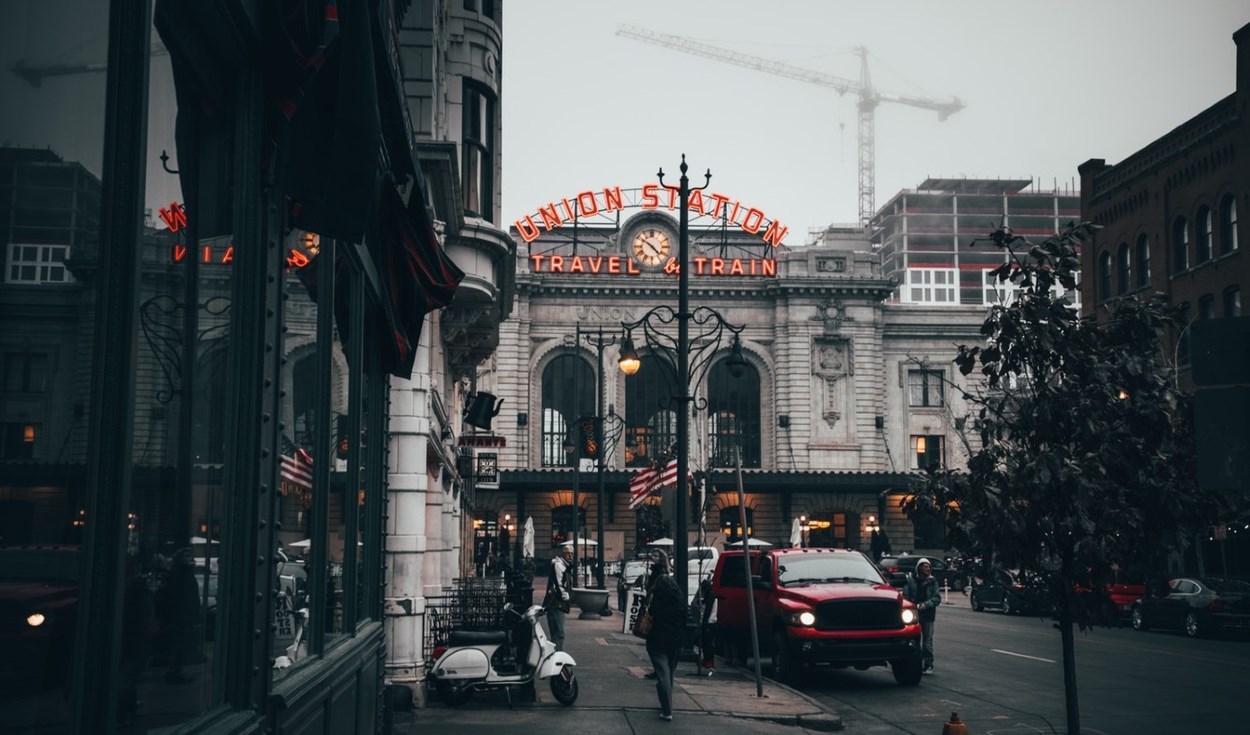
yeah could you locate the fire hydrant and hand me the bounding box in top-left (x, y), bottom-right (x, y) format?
top-left (942, 711), bottom-right (969, 735)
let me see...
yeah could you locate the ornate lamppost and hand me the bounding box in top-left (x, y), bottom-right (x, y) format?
top-left (618, 155), bottom-right (748, 603)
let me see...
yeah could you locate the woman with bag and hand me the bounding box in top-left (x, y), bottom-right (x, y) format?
top-left (642, 550), bottom-right (685, 722)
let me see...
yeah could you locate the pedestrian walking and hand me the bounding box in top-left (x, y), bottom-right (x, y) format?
top-left (902, 557), bottom-right (941, 674)
top-left (543, 545), bottom-right (574, 651)
top-left (642, 549), bottom-right (685, 722)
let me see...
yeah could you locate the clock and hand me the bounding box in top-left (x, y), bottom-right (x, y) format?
top-left (631, 227), bottom-right (672, 268)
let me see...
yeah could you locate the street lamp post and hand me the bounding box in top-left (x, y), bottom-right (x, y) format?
top-left (584, 327), bottom-right (621, 613)
top-left (618, 155), bottom-right (748, 604)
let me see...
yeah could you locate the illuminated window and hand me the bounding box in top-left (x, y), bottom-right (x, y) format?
top-left (805, 511), bottom-right (858, 549)
top-left (623, 352), bottom-right (679, 467)
top-left (911, 434), bottom-right (944, 470)
top-left (720, 507), bottom-right (754, 543)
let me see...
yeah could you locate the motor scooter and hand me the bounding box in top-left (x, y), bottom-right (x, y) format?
top-left (427, 603), bottom-right (578, 707)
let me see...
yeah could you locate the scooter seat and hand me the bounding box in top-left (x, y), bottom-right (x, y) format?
top-left (447, 629), bottom-right (509, 646)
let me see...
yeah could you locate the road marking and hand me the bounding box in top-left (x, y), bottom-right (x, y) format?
top-left (990, 649), bottom-right (1055, 663)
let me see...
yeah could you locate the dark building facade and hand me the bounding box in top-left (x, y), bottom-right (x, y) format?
top-left (0, 0), bottom-right (504, 732)
top-left (1078, 22), bottom-right (1250, 575)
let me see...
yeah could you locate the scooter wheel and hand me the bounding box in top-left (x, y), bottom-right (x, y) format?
top-left (437, 683), bottom-right (472, 706)
top-left (549, 666), bottom-right (578, 706)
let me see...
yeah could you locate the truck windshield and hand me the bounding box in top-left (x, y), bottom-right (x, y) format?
top-left (776, 555), bottom-right (884, 586)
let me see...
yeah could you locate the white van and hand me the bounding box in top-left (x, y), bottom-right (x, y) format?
top-left (688, 546), bottom-right (720, 580)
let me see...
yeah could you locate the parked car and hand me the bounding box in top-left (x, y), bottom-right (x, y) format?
top-left (1130, 577), bottom-right (1250, 638)
top-left (615, 558), bottom-right (650, 612)
top-left (877, 555), bottom-right (963, 592)
top-left (969, 568), bottom-right (1049, 615)
top-left (0, 547), bottom-right (81, 694)
top-left (711, 547), bottom-right (924, 686)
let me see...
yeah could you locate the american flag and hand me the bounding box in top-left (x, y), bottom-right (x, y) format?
top-left (628, 466), bottom-right (658, 510)
top-left (280, 444), bottom-right (314, 491)
top-left (628, 459), bottom-right (689, 510)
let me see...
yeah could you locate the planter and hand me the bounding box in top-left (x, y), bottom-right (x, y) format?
top-left (570, 587), bottom-right (609, 620)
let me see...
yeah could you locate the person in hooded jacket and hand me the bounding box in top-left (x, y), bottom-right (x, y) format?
top-left (643, 549), bottom-right (685, 721)
top-left (902, 557), bottom-right (941, 674)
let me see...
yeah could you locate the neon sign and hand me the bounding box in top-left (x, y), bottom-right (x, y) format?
top-left (515, 183), bottom-right (789, 247)
top-left (161, 202), bottom-right (311, 268)
top-left (527, 254), bottom-right (776, 277)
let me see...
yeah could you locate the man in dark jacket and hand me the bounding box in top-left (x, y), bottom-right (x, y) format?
top-left (644, 550), bottom-right (685, 721)
top-left (902, 557), bottom-right (941, 674)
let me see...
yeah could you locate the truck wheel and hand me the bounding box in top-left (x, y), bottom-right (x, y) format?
top-left (770, 631), bottom-right (800, 686)
top-left (892, 655), bottom-right (922, 686)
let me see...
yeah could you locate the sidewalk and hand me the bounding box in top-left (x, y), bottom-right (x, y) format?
top-left (392, 579), bottom-right (842, 734)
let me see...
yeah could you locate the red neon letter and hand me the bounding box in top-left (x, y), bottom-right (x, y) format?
top-left (708, 193), bottom-right (730, 219)
top-left (692, 256), bottom-right (708, 275)
top-left (577, 191), bottom-right (598, 217)
top-left (539, 203), bottom-right (562, 230)
top-left (710, 258), bottom-right (725, 275)
top-left (763, 220), bottom-right (789, 247)
top-left (530, 255), bottom-right (546, 271)
top-left (641, 184), bottom-right (660, 209)
top-left (550, 255), bottom-right (565, 272)
top-left (222, 246), bottom-right (235, 264)
top-left (516, 216), bottom-right (541, 242)
top-left (688, 189), bottom-right (707, 216)
top-left (742, 207), bottom-right (765, 234)
top-left (729, 258), bottom-right (745, 276)
top-left (762, 258), bottom-right (777, 276)
top-left (172, 245), bottom-right (187, 263)
top-left (608, 256), bottom-right (621, 274)
top-left (602, 186), bottom-right (623, 212)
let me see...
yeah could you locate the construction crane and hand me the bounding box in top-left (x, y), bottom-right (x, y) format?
top-left (616, 25), bottom-right (964, 227)
top-left (12, 43), bottom-right (168, 87)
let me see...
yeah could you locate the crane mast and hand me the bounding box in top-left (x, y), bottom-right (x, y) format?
top-left (616, 25), bottom-right (963, 227)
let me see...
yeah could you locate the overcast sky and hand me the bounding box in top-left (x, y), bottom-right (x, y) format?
top-left (502, 0), bottom-right (1248, 242)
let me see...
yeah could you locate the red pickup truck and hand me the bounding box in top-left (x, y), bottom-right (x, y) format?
top-left (711, 547), bottom-right (924, 686)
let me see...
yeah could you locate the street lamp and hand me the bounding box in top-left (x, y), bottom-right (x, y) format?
top-left (618, 155), bottom-right (747, 603)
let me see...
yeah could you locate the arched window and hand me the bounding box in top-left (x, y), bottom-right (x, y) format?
top-left (719, 506), bottom-right (754, 543)
top-left (1196, 206), bottom-right (1213, 264)
top-left (1220, 195), bottom-right (1238, 254)
top-left (1135, 234), bottom-right (1151, 288)
top-left (1116, 242), bottom-right (1131, 294)
top-left (1172, 217), bottom-right (1189, 273)
top-left (623, 352), bottom-right (680, 467)
top-left (1098, 251), bottom-right (1112, 301)
top-left (706, 360), bottom-right (761, 469)
top-left (541, 354), bottom-right (593, 467)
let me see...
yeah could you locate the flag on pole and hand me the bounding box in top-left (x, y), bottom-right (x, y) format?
top-left (280, 445), bottom-right (314, 492)
top-left (655, 458), bottom-right (689, 491)
top-left (628, 466), bottom-right (659, 510)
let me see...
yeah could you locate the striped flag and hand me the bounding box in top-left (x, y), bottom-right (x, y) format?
top-left (280, 446), bottom-right (314, 491)
top-left (628, 466), bottom-right (659, 510)
top-left (655, 458), bottom-right (683, 491)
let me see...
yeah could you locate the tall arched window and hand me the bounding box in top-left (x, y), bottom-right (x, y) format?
top-left (1098, 251), bottom-right (1112, 301)
top-left (1135, 234), bottom-right (1151, 288)
top-left (541, 354), bottom-right (593, 467)
top-left (1196, 206), bottom-right (1213, 264)
top-left (706, 359), bottom-right (761, 468)
top-left (1116, 242), bottom-right (1131, 294)
top-left (1220, 195), bottom-right (1238, 254)
top-left (623, 352), bottom-right (680, 467)
top-left (1172, 217), bottom-right (1189, 273)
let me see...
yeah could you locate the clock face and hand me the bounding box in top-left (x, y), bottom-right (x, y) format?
top-left (632, 227), bottom-right (672, 268)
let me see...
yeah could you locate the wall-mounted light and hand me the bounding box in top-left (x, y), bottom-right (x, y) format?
top-left (915, 436), bottom-right (927, 454)
top-left (23, 424), bottom-right (36, 443)
top-left (618, 333), bottom-right (641, 375)
top-left (1117, 389), bottom-right (1130, 400)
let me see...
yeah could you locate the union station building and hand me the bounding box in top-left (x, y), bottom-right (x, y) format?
top-left (466, 183), bottom-right (1022, 571)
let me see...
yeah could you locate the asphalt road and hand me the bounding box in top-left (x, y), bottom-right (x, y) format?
top-left (735, 591), bottom-right (1249, 735)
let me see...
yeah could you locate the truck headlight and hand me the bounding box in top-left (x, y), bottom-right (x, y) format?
top-left (27, 612), bottom-right (46, 627)
top-left (901, 608), bottom-right (916, 625)
top-left (787, 610), bottom-right (817, 626)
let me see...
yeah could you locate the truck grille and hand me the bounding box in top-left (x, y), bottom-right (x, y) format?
top-left (814, 599), bottom-right (903, 630)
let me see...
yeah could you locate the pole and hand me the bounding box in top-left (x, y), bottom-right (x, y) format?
top-left (594, 330), bottom-right (611, 613)
top-left (736, 449), bottom-right (764, 696)
top-left (572, 322), bottom-right (580, 588)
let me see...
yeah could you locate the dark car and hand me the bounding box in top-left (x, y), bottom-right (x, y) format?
top-left (969, 568), bottom-right (1049, 615)
top-left (877, 555), bottom-right (963, 592)
top-left (1130, 576), bottom-right (1250, 638)
top-left (0, 547), bottom-right (81, 694)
